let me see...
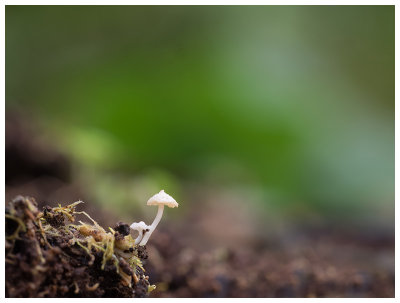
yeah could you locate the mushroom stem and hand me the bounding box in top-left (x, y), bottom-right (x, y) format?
top-left (134, 232), bottom-right (144, 245)
top-left (139, 205), bottom-right (164, 245)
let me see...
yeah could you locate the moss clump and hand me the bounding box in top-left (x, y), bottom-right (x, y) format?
top-left (5, 196), bottom-right (155, 298)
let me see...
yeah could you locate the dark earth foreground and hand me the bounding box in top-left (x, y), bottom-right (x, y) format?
top-left (5, 196), bottom-right (152, 298)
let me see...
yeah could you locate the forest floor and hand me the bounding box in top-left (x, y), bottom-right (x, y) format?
top-left (5, 112), bottom-right (394, 298)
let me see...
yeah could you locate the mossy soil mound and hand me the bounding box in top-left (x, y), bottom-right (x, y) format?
top-left (5, 196), bottom-right (154, 298)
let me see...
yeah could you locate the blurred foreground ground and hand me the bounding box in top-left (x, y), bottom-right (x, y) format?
top-left (5, 113), bottom-right (394, 298)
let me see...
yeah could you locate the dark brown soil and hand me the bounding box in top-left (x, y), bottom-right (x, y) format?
top-left (5, 196), bottom-right (153, 298)
top-left (146, 226), bottom-right (394, 298)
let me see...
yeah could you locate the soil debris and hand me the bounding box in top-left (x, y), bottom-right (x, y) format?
top-left (5, 196), bottom-right (155, 298)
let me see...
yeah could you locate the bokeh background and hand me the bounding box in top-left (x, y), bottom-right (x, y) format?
top-left (5, 5), bottom-right (394, 297)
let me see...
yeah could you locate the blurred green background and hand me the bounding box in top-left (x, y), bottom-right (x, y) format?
top-left (5, 6), bottom-right (394, 229)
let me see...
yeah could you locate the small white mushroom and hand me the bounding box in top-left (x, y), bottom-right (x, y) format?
top-left (130, 221), bottom-right (150, 245)
top-left (139, 190), bottom-right (178, 246)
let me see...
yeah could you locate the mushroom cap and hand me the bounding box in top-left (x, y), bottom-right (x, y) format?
top-left (147, 190), bottom-right (179, 208)
top-left (130, 221), bottom-right (148, 230)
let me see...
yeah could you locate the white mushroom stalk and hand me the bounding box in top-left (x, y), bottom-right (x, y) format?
top-left (138, 190), bottom-right (179, 246)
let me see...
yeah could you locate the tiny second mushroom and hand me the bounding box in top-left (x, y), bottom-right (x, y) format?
top-left (138, 190), bottom-right (179, 246)
top-left (130, 221), bottom-right (150, 245)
